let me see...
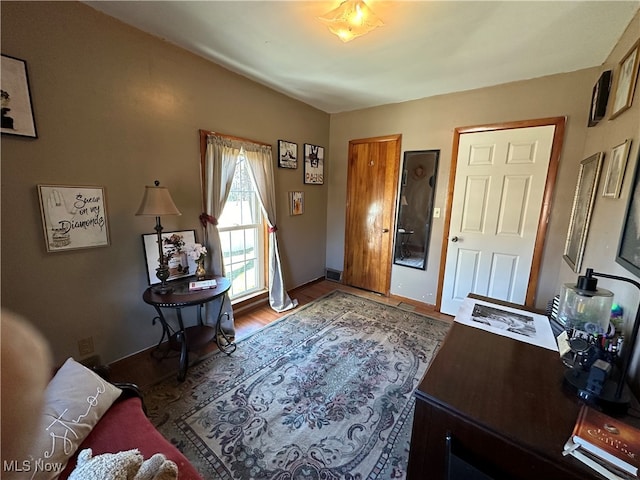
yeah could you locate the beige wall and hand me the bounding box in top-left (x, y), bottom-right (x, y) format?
top-left (327, 10), bottom-right (640, 389)
top-left (327, 71), bottom-right (594, 305)
top-left (571, 12), bottom-right (640, 387)
top-left (3, 1), bottom-right (640, 391)
top-left (1, 2), bottom-right (329, 365)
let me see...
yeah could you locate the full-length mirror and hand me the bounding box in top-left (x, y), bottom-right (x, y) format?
top-left (394, 150), bottom-right (439, 270)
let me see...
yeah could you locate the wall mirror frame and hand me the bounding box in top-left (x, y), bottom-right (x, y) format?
top-left (394, 149), bottom-right (439, 270)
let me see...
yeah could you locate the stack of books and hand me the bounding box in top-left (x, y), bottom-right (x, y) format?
top-left (563, 404), bottom-right (640, 479)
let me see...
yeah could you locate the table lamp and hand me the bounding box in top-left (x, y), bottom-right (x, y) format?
top-left (136, 180), bottom-right (181, 293)
top-left (561, 268), bottom-right (639, 414)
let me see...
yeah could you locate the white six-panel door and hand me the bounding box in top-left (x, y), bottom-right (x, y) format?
top-left (440, 125), bottom-right (555, 316)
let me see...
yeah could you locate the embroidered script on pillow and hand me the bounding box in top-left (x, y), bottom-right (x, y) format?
top-left (4, 357), bottom-right (121, 480)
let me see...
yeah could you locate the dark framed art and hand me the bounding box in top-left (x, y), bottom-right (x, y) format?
top-left (1, 54), bottom-right (37, 137)
top-left (142, 229), bottom-right (197, 285)
top-left (278, 139), bottom-right (298, 169)
top-left (610, 39), bottom-right (640, 120)
top-left (616, 149), bottom-right (640, 277)
top-left (563, 152), bottom-right (603, 273)
top-left (304, 143), bottom-right (324, 184)
top-left (588, 70), bottom-right (611, 127)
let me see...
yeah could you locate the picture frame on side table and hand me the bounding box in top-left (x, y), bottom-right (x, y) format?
top-left (588, 70), bottom-right (611, 127)
top-left (278, 140), bottom-right (298, 169)
top-left (563, 152), bottom-right (603, 273)
top-left (142, 229), bottom-right (197, 285)
top-left (1, 54), bottom-right (37, 138)
top-left (304, 143), bottom-right (324, 184)
top-left (616, 149), bottom-right (640, 277)
top-left (37, 185), bottom-right (110, 252)
top-left (603, 139), bottom-right (631, 198)
top-left (610, 39), bottom-right (640, 120)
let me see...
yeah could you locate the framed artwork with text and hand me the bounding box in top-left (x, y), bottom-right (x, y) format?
top-left (304, 143), bottom-right (324, 185)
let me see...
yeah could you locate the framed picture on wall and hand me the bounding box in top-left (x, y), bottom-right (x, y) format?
top-left (610, 39), bottom-right (640, 120)
top-left (1, 54), bottom-right (37, 138)
top-left (304, 143), bottom-right (324, 184)
top-left (588, 70), bottom-right (611, 127)
top-left (616, 149), bottom-right (640, 277)
top-left (289, 191), bottom-right (304, 215)
top-left (37, 185), bottom-right (110, 252)
top-left (563, 152), bottom-right (603, 273)
top-left (603, 139), bottom-right (631, 198)
top-left (278, 140), bottom-right (298, 169)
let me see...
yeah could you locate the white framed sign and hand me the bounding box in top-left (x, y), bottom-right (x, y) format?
top-left (37, 185), bottom-right (110, 252)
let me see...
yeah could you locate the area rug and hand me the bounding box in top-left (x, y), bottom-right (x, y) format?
top-left (143, 290), bottom-right (450, 480)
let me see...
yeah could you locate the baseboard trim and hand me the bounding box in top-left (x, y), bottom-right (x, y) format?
top-left (389, 292), bottom-right (436, 310)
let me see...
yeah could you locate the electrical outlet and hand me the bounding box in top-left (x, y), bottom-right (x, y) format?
top-left (78, 336), bottom-right (94, 356)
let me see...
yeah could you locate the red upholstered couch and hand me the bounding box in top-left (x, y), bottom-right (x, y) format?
top-left (58, 389), bottom-right (203, 480)
top-left (11, 356), bottom-right (201, 480)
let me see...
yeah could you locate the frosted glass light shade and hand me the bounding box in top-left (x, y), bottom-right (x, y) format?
top-left (318, 0), bottom-right (384, 42)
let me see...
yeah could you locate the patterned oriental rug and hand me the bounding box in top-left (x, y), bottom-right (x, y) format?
top-left (144, 290), bottom-right (450, 480)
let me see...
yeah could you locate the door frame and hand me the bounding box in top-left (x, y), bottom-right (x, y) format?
top-left (343, 134), bottom-right (402, 296)
top-left (436, 117), bottom-right (566, 310)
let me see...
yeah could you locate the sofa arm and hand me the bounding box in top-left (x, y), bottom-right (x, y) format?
top-left (112, 382), bottom-right (147, 414)
top-left (58, 396), bottom-right (204, 480)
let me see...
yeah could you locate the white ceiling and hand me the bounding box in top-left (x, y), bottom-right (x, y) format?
top-left (84, 1), bottom-right (640, 114)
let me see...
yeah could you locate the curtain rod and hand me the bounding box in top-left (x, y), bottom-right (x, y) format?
top-left (199, 129), bottom-right (271, 148)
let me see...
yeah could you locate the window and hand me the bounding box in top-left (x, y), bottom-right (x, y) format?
top-left (217, 156), bottom-right (265, 300)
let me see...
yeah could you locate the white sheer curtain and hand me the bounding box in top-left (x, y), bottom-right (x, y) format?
top-left (243, 145), bottom-right (298, 312)
top-left (201, 135), bottom-right (239, 340)
top-left (201, 134), bottom-right (297, 333)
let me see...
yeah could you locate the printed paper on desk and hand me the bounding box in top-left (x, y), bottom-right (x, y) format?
top-left (454, 297), bottom-right (559, 351)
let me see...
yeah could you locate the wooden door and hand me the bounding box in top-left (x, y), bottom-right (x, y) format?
top-left (438, 118), bottom-right (565, 315)
top-left (344, 134), bottom-right (401, 294)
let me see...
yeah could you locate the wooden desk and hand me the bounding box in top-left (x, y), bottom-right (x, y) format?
top-left (407, 297), bottom-right (618, 480)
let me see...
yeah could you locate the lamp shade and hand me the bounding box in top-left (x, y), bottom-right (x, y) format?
top-left (135, 181), bottom-right (181, 217)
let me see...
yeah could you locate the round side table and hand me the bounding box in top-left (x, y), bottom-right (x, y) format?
top-left (142, 276), bottom-right (234, 381)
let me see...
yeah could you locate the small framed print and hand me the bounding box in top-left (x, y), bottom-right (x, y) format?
top-left (603, 139), bottom-right (631, 198)
top-left (610, 39), bottom-right (640, 120)
top-left (289, 191), bottom-right (304, 215)
top-left (588, 70), bottom-right (611, 127)
top-left (37, 185), bottom-right (110, 252)
top-left (1, 54), bottom-right (37, 138)
top-left (563, 152), bottom-right (603, 272)
top-left (278, 140), bottom-right (298, 169)
top-left (304, 143), bottom-right (324, 185)
top-left (142, 229), bottom-right (197, 285)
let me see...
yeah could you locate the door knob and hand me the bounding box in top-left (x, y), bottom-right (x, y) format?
top-left (382, 228), bottom-right (390, 233)
top-left (451, 236), bottom-right (459, 242)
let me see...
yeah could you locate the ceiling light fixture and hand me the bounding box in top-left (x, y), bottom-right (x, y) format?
top-left (318, 0), bottom-right (384, 43)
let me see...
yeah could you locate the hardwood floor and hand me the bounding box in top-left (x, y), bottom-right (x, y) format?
top-left (108, 279), bottom-right (453, 390)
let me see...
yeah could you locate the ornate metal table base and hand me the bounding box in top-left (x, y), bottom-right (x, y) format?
top-left (143, 276), bottom-right (234, 381)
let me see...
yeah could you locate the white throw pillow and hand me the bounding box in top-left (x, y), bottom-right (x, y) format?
top-left (4, 357), bottom-right (122, 480)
